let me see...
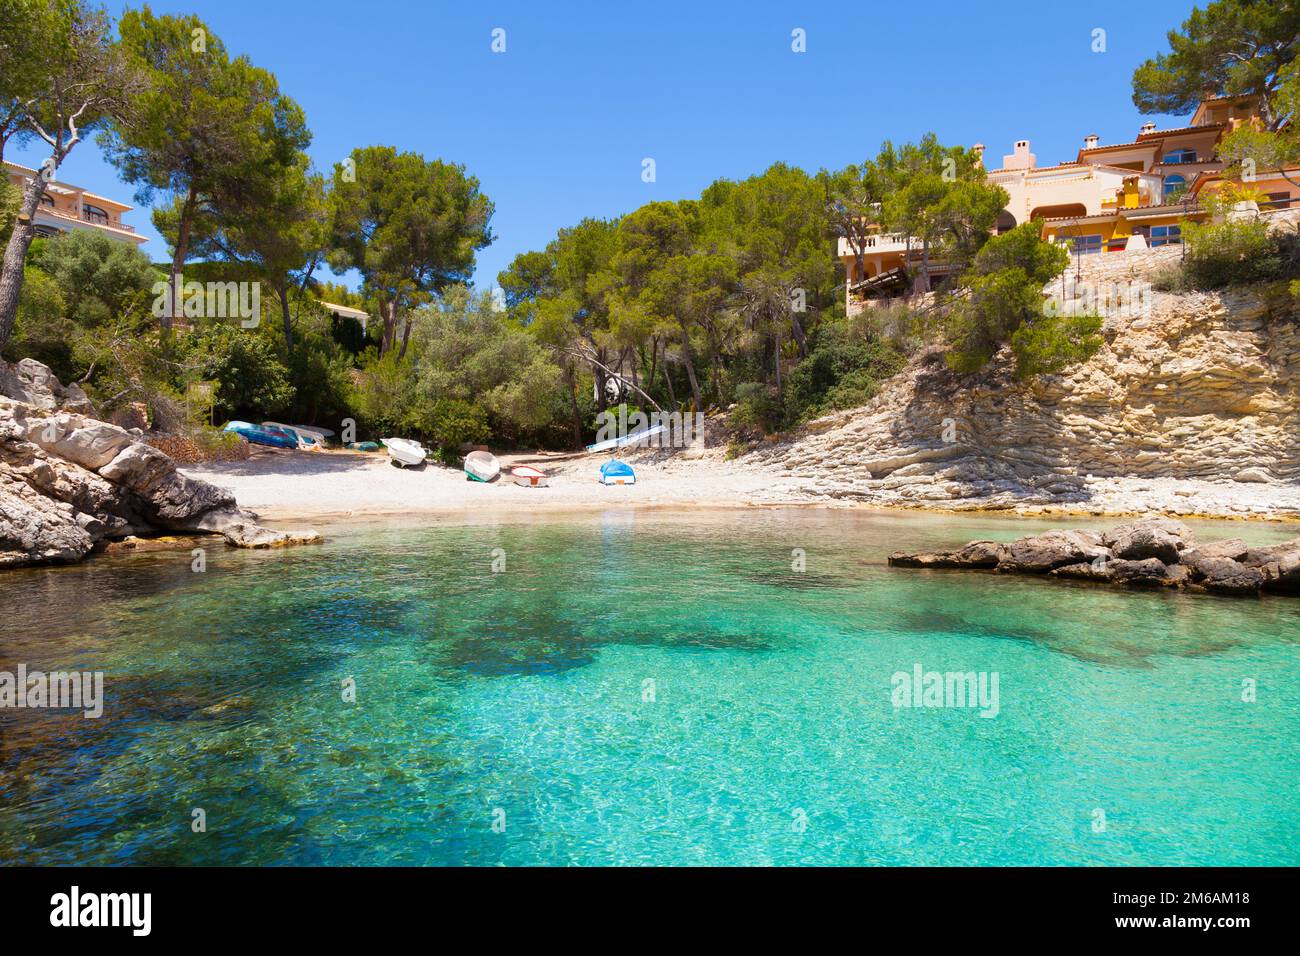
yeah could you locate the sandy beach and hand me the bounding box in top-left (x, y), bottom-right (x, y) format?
top-left (178, 445), bottom-right (811, 521)
top-left (179, 443), bottom-right (1300, 524)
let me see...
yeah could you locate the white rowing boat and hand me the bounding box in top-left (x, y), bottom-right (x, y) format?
top-left (384, 437), bottom-right (427, 467)
top-left (585, 424), bottom-right (666, 454)
top-left (464, 450), bottom-right (501, 482)
top-left (510, 465), bottom-right (549, 487)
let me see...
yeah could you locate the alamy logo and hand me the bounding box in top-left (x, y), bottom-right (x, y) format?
top-left (151, 273), bottom-right (261, 327)
top-left (0, 665), bottom-right (103, 718)
top-left (891, 663), bottom-right (1000, 718)
top-left (1044, 279), bottom-right (1153, 319)
top-left (50, 886), bottom-right (151, 936)
top-left (592, 407), bottom-right (704, 449)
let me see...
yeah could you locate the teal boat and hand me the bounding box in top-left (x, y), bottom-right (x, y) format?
top-left (223, 421), bottom-right (297, 449)
top-left (599, 459), bottom-right (635, 485)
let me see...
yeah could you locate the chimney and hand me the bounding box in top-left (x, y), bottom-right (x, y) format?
top-left (1001, 139), bottom-right (1036, 171)
top-left (1140, 122), bottom-right (1157, 136)
top-left (1083, 134), bottom-right (1099, 150)
top-left (972, 143), bottom-right (985, 166)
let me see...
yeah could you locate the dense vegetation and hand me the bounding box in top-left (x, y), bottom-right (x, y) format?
top-left (8, 0), bottom-right (1293, 453)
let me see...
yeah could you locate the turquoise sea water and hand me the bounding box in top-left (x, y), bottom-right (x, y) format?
top-left (2, 509), bottom-right (1298, 866)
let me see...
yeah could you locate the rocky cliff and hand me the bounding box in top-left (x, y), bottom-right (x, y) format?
top-left (0, 358), bottom-right (320, 568)
top-left (743, 247), bottom-right (1300, 520)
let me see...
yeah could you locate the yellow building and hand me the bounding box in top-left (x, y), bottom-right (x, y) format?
top-left (1030, 96), bottom-right (1265, 253)
top-left (840, 93), bottom-right (1272, 308)
top-left (4, 161), bottom-right (146, 247)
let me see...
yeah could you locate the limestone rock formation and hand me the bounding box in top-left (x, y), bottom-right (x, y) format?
top-left (0, 359), bottom-right (321, 569)
top-left (1000, 529), bottom-right (1108, 573)
top-left (1102, 517), bottom-right (1195, 563)
top-left (889, 517), bottom-right (1299, 597)
top-left (0, 357), bottom-right (95, 415)
top-left (742, 246), bottom-right (1300, 519)
top-left (886, 539), bottom-right (1005, 569)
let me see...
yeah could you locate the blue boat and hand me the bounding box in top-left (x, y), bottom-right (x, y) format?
top-left (223, 420), bottom-right (297, 449)
top-left (598, 459), bottom-right (636, 485)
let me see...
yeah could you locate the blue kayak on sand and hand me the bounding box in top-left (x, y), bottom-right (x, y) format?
top-left (599, 459), bottom-right (635, 485)
top-left (223, 421), bottom-right (297, 449)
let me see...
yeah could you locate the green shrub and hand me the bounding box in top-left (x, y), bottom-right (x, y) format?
top-left (1009, 312), bottom-right (1104, 379)
top-left (349, 349), bottom-right (411, 437)
top-left (1182, 217), bottom-right (1281, 289)
top-left (939, 222), bottom-right (1100, 377)
top-left (782, 326), bottom-right (904, 423)
top-left (192, 425), bottom-right (247, 456)
top-left (411, 396), bottom-right (490, 451)
top-left (1149, 262), bottom-right (1191, 293)
top-left (731, 381), bottom-right (783, 433)
top-left (862, 300), bottom-right (924, 354)
top-left (184, 324), bottom-right (295, 420)
top-left (285, 324), bottom-right (354, 426)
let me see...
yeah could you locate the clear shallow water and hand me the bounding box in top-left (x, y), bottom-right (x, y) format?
top-left (2, 509), bottom-right (1298, 866)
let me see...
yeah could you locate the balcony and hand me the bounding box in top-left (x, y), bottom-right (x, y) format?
top-left (36, 204), bottom-right (137, 236)
top-left (836, 232), bottom-right (921, 258)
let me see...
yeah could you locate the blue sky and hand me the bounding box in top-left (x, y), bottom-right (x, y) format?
top-left (13, 0), bottom-right (1198, 289)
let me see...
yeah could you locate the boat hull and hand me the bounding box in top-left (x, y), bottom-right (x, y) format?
top-left (510, 466), bottom-right (549, 487)
top-left (598, 459), bottom-right (636, 485)
top-left (262, 422), bottom-right (323, 449)
top-left (585, 423), bottom-right (666, 454)
top-left (464, 450), bottom-right (501, 482)
top-left (224, 421), bottom-right (297, 449)
top-left (384, 438), bottom-right (427, 467)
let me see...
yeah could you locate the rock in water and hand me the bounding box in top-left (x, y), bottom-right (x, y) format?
top-left (887, 540), bottom-right (1005, 569)
top-left (1107, 557), bottom-right (1172, 586)
top-left (1102, 518), bottom-right (1196, 563)
top-left (999, 530), bottom-right (1108, 573)
top-left (890, 521), bottom-right (1294, 598)
top-left (1181, 552), bottom-right (1266, 594)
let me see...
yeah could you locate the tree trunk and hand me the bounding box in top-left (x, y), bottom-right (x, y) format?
top-left (167, 183), bottom-right (198, 333)
top-left (679, 329), bottom-right (703, 411)
top-left (646, 336), bottom-right (659, 396)
top-left (379, 301), bottom-right (397, 356)
top-left (918, 236), bottom-right (932, 295)
top-left (397, 314), bottom-right (413, 360)
top-left (789, 303), bottom-right (807, 358)
top-left (0, 172), bottom-right (51, 352)
top-left (662, 341), bottom-right (676, 409)
top-left (593, 354), bottom-right (608, 412)
top-left (278, 282), bottom-right (294, 355)
top-left (565, 364), bottom-right (583, 449)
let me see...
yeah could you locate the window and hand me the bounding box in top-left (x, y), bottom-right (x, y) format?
top-left (1070, 235), bottom-right (1103, 255)
top-left (82, 203), bottom-right (109, 225)
top-left (1163, 174), bottom-right (1187, 201)
top-left (1162, 148), bottom-right (1197, 164)
top-left (39, 193), bottom-right (54, 206)
top-left (1150, 225), bottom-right (1181, 247)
